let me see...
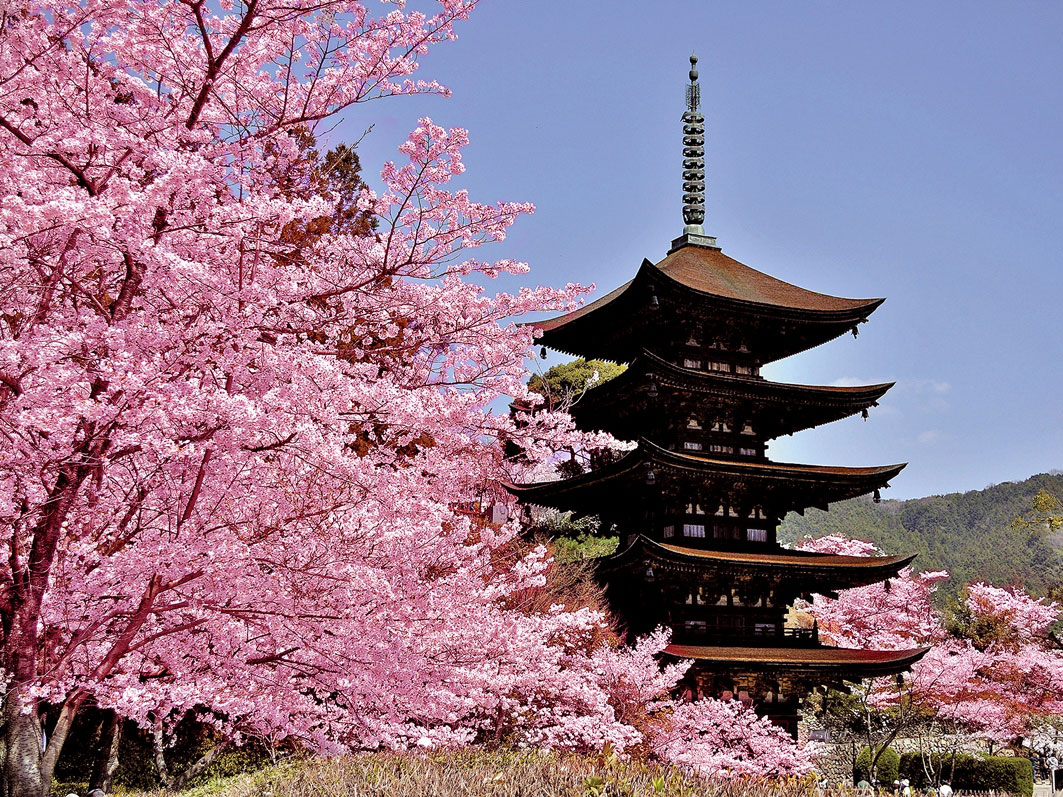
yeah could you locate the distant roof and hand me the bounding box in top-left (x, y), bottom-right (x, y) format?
top-left (596, 536), bottom-right (913, 590)
top-left (505, 439), bottom-right (905, 513)
top-left (649, 538), bottom-right (913, 570)
top-left (663, 644), bottom-right (928, 669)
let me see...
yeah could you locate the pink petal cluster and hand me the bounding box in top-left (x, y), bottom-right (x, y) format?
top-left (966, 582), bottom-right (1060, 640)
top-left (794, 536), bottom-right (947, 650)
top-left (651, 698), bottom-right (816, 778)
top-left (799, 535), bottom-right (1063, 743)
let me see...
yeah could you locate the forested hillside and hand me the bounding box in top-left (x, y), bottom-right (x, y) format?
top-left (778, 472), bottom-right (1063, 595)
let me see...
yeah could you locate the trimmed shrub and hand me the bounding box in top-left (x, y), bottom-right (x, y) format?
top-left (897, 751), bottom-right (1033, 796)
top-left (854, 746), bottom-right (900, 785)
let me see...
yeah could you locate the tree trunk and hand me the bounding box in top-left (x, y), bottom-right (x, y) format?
top-left (151, 717), bottom-right (171, 789)
top-left (0, 690), bottom-right (44, 797)
top-left (169, 740), bottom-right (232, 792)
top-left (87, 711), bottom-right (122, 794)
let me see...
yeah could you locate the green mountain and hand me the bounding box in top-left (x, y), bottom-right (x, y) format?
top-left (778, 471), bottom-right (1063, 595)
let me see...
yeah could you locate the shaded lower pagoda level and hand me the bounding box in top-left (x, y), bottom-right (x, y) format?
top-left (509, 56), bottom-right (926, 734)
top-left (597, 535), bottom-right (927, 734)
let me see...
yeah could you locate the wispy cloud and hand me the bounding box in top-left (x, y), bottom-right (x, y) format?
top-left (917, 429), bottom-right (943, 445)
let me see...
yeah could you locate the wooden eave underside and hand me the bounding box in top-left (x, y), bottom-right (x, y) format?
top-left (529, 251), bottom-right (883, 363)
top-left (571, 349), bottom-right (893, 439)
top-left (662, 644), bottom-right (929, 678)
top-left (505, 439), bottom-right (906, 513)
top-left (596, 535), bottom-right (913, 588)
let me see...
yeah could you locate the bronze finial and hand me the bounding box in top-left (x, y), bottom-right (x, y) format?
top-left (682, 54), bottom-right (706, 230)
top-left (669, 53), bottom-right (718, 253)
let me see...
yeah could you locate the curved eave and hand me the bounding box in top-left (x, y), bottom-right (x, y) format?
top-left (527, 255), bottom-right (884, 359)
top-left (504, 440), bottom-right (906, 510)
top-left (662, 644), bottom-right (929, 676)
top-left (652, 253), bottom-right (883, 319)
top-left (640, 438), bottom-right (906, 487)
top-left (571, 349), bottom-right (894, 437)
top-left (598, 535), bottom-right (913, 585)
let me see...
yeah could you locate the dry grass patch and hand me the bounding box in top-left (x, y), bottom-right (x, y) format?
top-left (138, 749), bottom-right (819, 797)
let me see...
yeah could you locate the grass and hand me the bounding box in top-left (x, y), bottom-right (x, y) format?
top-left (68, 749), bottom-right (820, 797)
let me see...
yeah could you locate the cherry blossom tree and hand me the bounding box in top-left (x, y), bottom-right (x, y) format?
top-left (651, 698), bottom-right (816, 778)
top-left (0, 0), bottom-right (651, 792)
top-left (798, 535), bottom-right (1063, 783)
top-left (0, 1), bottom-right (822, 793)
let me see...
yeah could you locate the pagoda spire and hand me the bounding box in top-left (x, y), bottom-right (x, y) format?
top-left (671, 53), bottom-right (719, 253)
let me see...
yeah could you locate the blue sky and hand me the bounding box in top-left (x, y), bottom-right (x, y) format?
top-left (336, 1), bottom-right (1063, 500)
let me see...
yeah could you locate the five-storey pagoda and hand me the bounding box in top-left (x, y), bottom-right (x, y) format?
top-left (509, 56), bottom-right (926, 733)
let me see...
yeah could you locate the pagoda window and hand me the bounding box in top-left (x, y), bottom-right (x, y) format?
top-left (709, 444), bottom-right (733, 454)
top-left (683, 441), bottom-right (703, 451)
top-left (686, 417), bottom-right (702, 429)
top-left (683, 357), bottom-right (702, 369)
top-left (735, 364), bottom-right (754, 376)
top-left (740, 423), bottom-right (755, 435)
top-left (662, 524), bottom-right (675, 538)
top-left (739, 447), bottom-right (757, 457)
top-left (707, 360), bottom-right (729, 372)
top-left (683, 523), bottom-right (706, 538)
top-left (754, 623), bottom-right (776, 636)
top-left (747, 528), bottom-right (768, 542)
top-left (684, 620), bottom-right (707, 634)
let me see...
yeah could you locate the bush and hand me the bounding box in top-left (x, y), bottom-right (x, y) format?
top-left (898, 751), bottom-right (1033, 796)
top-left (854, 747), bottom-right (900, 785)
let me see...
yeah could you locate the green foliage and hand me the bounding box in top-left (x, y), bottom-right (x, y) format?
top-left (779, 472), bottom-right (1063, 597)
top-left (527, 359), bottom-right (627, 408)
top-left (1013, 488), bottom-right (1063, 534)
top-left (854, 746), bottom-right (900, 784)
top-left (552, 532), bottom-right (620, 563)
top-left (897, 752), bottom-right (1033, 796)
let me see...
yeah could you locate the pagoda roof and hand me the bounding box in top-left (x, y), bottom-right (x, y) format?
top-left (571, 349), bottom-right (893, 440)
top-left (506, 439), bottom-right (905, 515)
top-left (532, 247), bottom-right (883, 362)
top-left (598, 535), bottom-right (913, 589)
top-left (654, 246), bottom-right (880, 313)
top-left (662, 644), bottom-right (928, 677)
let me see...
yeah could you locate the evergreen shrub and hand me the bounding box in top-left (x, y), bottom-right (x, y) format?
top-left (897, 751), bottom-right (1032, 796)
top-left (854, 747), bottom-right (900, 785)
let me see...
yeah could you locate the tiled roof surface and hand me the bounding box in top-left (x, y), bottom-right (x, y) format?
top-left (663, 644), bottom-right (927, 666)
